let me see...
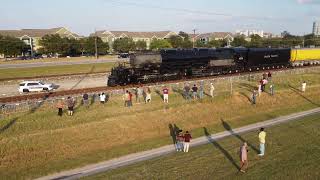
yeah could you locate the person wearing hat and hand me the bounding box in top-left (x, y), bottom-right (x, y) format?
top-left (210, 83), bottom-right (215, 98)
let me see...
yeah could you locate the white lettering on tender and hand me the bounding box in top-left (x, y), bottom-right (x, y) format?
top-left (264, 54), bottom-right (279, 59)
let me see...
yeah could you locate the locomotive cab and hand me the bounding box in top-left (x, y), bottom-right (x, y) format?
top-left (107, 65), bottom-right (135, 86)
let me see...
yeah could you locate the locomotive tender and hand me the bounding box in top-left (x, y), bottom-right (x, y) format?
top-left (107, 48), bottom-right (320, 86)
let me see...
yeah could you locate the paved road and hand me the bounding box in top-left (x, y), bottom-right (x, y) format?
top-left (0, 58), bottom-right (128, 69)
top-left (36, 108), bottom-right (320, 180)
top-left (0, 74), bottom-right (108, 97)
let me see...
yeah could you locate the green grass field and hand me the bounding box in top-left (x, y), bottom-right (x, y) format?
top-left (0, 55), bottom-right (118, 64)
top-left (0, 62), bottom-right (116, 80)
top-left (0, 70), bottom-right (319, 179)
top-left (86, 113), bottom-right (320, 180)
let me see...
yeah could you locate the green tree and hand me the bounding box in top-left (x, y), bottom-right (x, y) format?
top-left (303, 34), bottom-right (320, 47)
top-left (262, 38), bottom-right (282, 48)
top-left (150, 39), bottom-right (172, 50)
top-left (231, 36), bottom-right (247, 47)
top-left (207, 40), bottom-right (223, 48)
top-left (181, 39), bottom-right (193, 48)
top-left (135, 40), bottom-right (147, 51)
top-left (39, 34), bottom-right (68, 55)
top-left (113, 37), bottom-right (135, 53)
top-left (178, 31), bottom-right (190, 40)
top-left (168, 35), bottom-right (184, 48)
top-left (84, 36), bottom-right (109, 55)
top-left (248, 34), bottom-right (263, 48)
top-left (0, 35), bottom-right (29, 58)
top-left (195, 40), bottom-right (207, 48)
top-left (67, 38), bottom-right (82, 56)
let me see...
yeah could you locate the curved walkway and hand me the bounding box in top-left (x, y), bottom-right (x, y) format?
top-left (36, 108), bottom-right (320, 180)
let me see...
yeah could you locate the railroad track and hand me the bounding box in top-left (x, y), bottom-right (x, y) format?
top-left (0, 66), bottom-right (318, 104)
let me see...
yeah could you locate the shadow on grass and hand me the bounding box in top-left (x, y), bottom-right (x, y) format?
top-left (1, 90), bottom-right (58, 133)
top-left (203, 127), bottom-right (240, 171)
top-left (172, 87), bottom-right (185, 99)
top-left (221, 119), bottom-right (260, 154)
top-left (30, 93), bottom-right (51, 113)
top-left (288, 85), bottom-right (320, 107)
top-left (239, 92), bottom-right (252, 103)
top-left (238, 82), bottom-right (257, 91)
top-left (0, 118), bottom-right (17, 133)
top-left (155, 90), bottom-right (163, 100)
top-left (168, 124), bottom-right (180, 146)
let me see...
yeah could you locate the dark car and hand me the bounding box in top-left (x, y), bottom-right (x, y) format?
top-left (118, 53), bottom-right (130, 58)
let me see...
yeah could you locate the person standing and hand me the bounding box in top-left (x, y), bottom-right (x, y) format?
top-left (123, 90), bottom-right (130, 107)
top-left (56, 100), bottom-right (64, 117)
top-left (192, 84), bottom-right (198, 100)
top-left (210, 83), bottom-right (215, 98)
top-left (239, 142), bottom-right (249, 173)
top-left (268, 71), bottom-right (272, 81)
top-left (301, 81), bottom-right (307, 92)
top-left (163, 86), bottom-right (169, 103)
top-left (66, 96), bottom-right (75, 116)
top-left (128, 91), bottom-right (133, 107)
top-left (184, 83), bottom-right (191, 100)
top-left (259, 79), bottom-right (264, 92)
top-left (269, 84), bottom-right (274, 96)
top-left (258, 128), bottom-right (266, 156)
top-left (83, 93), bottom-right (89, 108)
top-left (252, 90), bottom-right (257, 105)
top-left (176, 130), bottom-right (184, 152)
top-left (145, 87), bottom-right (152, 103)
top-left (100, 93), bottom-right (106, 104)
top-left (199, 81), bottom-right (204, 99)
top-left (136, 85), bottom-right (144, 103)
top-left (183, 131), bottom-right (192, 153)
top-left (258, 84), bottom-right (262, 96)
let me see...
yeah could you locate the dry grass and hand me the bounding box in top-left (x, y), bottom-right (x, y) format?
top-left (0, 70), bottom-right (319, 179)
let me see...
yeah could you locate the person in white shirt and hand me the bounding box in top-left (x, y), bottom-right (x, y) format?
top-left (210, 83), bottom-right (215, 98)
top-left (301, 81), bottom-right (307, 92)
top-left (100, 93), bottom-right (106, 104)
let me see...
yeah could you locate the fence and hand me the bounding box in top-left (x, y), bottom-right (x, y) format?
top-left (1, 66), bottom-right (319, 117)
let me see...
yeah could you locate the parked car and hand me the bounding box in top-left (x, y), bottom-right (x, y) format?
top-left (118, 53), bottom-right (130, 58)
top-left (18, 81), bottom-right (54, 93)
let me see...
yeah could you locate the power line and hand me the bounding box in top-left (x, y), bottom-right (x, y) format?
top-left (107, 0), bottom-right (290, 21)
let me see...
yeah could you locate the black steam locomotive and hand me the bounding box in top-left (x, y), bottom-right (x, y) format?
top-left (107, 48), bottom-right (291, 86)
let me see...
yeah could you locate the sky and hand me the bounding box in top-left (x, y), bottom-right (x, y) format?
top-left (0, 0), bottom-right (320, 36)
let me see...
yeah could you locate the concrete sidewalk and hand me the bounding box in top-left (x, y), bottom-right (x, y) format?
top-left (36, 108), bottom-right (320, 180)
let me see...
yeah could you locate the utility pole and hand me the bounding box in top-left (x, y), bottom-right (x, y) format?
top-left (302, 33), bottom-right (305, 48)
top-left (29, 38), bottom-right (34, 58)
top-left (192, 29), bottom-right (197, 48)
top-left (95, 29), bottom-right (98, 59)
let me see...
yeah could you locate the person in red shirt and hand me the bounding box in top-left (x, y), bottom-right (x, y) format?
top-left (176, 130), bottom-right (184, 152)
top-left (163, 86), bottom-right (169, 103)
top-left (128, 91), bottom-right (133, 107)
top-left (183, 131), bottom-right (192, 152)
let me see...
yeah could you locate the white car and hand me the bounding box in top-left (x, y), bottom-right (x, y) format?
top-left (18, 81), bottom-right (54, 93)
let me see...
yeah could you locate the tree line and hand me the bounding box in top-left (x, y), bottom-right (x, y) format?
top-left (231, 32), bottom-right (320, 48)
top-left (0, 35), bottom-right (30, 58)
top-left (1, 31), bottom-right (320, 58)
